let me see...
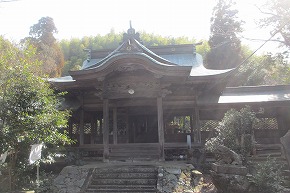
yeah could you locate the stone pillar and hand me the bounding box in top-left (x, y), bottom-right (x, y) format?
top-left (103, 99), bottom-right (109, 161)
top-left (157, 97), bottom-right (165, 161)
top-left (281, 130), bottom-right (290, 168)
top-left (113, 107), bottom-right (118, 144)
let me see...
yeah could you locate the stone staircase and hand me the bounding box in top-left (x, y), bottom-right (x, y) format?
top-left (254, 143), bottom-right (284, 158)
top-left (83, 165), bottom-right (158, 193)
top-left (109, 143), bottom-right (160, 161)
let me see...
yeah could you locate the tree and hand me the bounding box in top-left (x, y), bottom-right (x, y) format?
top-left (205, 106), bottom-right (256, 159)
top-left (227, 44), bottom-right (290, 87)
top-left (259, 0), bottom-right (290, 50)
top-left (0, 36), bottom-right (72, 190)
top-left (24, 17), bottom-right (64, 77)
top-left (206, 0), bottom-right (244, 69)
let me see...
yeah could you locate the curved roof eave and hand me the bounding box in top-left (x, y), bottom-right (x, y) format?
top-left (189, 65), bottom-right (234, 77)
top-left (69, 53), bottom-right (191, 79)
top-left (83, 38), bottom-right (177, 70)
top-left (48, 76), bottom-right (75, 83)
top-left (86, 52), bottom-right (177, 71)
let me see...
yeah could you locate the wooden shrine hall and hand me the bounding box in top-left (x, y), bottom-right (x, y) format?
top-left (49, 26), bottom-right (290, 161)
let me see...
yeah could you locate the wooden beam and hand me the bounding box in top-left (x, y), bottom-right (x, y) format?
top-left (157, 97), bottom-right (165, 161)
top-left (113, 107), bottom-right (118, 144)
top-left (103, 99), bottom-right (109, 161)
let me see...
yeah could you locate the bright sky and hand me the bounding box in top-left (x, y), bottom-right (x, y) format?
top-left (0, 0), bottom-right (276, 52)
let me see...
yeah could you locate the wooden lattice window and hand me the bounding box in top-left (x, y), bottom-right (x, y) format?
top-left (72, 123), bottom-right (79, 134)
top-left (200, 120), bottom-right (220, 131)
top-left (84, 123), bottom-right (91, 134)
top-left (117, 118), bottom-right (127, 135)
top-left (166, 116), bottom-right (191, 133)
top-left (254, 118), bottom-right (278, 130)
top-left (96, 119), bottom-right (102, 135)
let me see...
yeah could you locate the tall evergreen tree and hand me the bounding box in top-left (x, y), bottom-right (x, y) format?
top-left (24, 17), bottom-right (64, 77)
top-left (206, 0), bottom-right (243, 69)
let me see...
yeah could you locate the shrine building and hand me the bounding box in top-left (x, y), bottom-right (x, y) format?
top-left (49, 27), bottom-right (290, 161)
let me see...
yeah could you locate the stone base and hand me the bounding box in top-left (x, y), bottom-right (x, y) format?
top-left (211, 163), bottom-right (248, 176)
top-left (210, 170), bottom-right (252, 193)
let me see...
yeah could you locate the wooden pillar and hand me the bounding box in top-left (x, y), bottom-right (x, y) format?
top-left (90, 115), bottom-right (96, 144)
top-left (103, 99), bottom-right (109, 161)
top-left (157, 97), bottom-right (165, 161)
top-left (100, 117), bottom-right (103, 135)
top-left (125, 108), bottom-right (129, 143)
top-left (190, 114), bottom-right (194, 143)
top-left (79, 107), bottom-right (84, 145)
top-left (193, 108), bottom-right (201, 144)
top-left (113, 107), bottom-right (118, 144)
top-left (190, 114), bottom-right (194, 133)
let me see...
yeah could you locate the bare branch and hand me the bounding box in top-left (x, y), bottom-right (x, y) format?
top-left (255, 5), bottom-right (279, 18)
top-left (240, 36), bottom-right (287, 44)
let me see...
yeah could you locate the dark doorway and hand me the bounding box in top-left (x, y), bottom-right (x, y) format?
top-left (128, 115), bottom-right (158, 143)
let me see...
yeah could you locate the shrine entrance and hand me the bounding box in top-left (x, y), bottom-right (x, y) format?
top-left (128, 114), bottom-right (158, 143)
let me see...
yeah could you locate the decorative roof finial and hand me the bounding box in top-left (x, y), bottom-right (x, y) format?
top-left (127, 20), bottom-right (135, 35)
top-left (122, 21), bottom-right (142, 43)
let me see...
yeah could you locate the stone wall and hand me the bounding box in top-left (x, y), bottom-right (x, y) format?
top-left (53, 163), bottom-right (216, 193)
top-left (157, 164), bottom-right (215, 193)
top-left (53, 166), bottom-right (90, 193)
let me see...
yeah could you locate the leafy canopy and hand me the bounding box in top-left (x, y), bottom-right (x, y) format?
top-left (0, 36), bottom-right (72, 169)
top-left (23, 17), bottom-right (64, 77)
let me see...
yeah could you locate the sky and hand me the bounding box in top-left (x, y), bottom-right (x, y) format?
top-left (0, 0), bottom-right (277, 52)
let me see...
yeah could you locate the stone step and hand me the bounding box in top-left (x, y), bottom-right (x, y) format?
top-left (249, 156), bottom-right (286, 162)
top-left (86, 184), bottom-right (157, 191)
top-left (93, 172), bottom-right (156, 179)
top-left (85, 189), bottom-right (156, 192)
top-left (109, 152), bottom-right (159, 156)
top-left (108, 156), bottom-right (158, 161)
top-left (254, 152), bottom-right (282, 157)
top-left (111, 146), bottom-right (159, 150)
top-left (85, 187), bottom-right (156, 193)
top-left (109, 145), bottom-right (159, 160)
top-left (255, 143), bottom-right (282, 149)
top-left (85, 166), bottom-right (158, 193)
top-left (95, 166), bottom-right (157, 173)
top-left (110, 150), bottom-right (159, 155)
top-left (90, 178), bottom-right (157, 185)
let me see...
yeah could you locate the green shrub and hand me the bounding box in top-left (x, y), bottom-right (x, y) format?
top-left (249, 157), bottom-right (285, 193)
top-left (205, 106), bottom-right (256, 158)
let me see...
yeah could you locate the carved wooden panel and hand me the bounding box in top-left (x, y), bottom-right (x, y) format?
top-left (103, 72), bottom-right (160, 99)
